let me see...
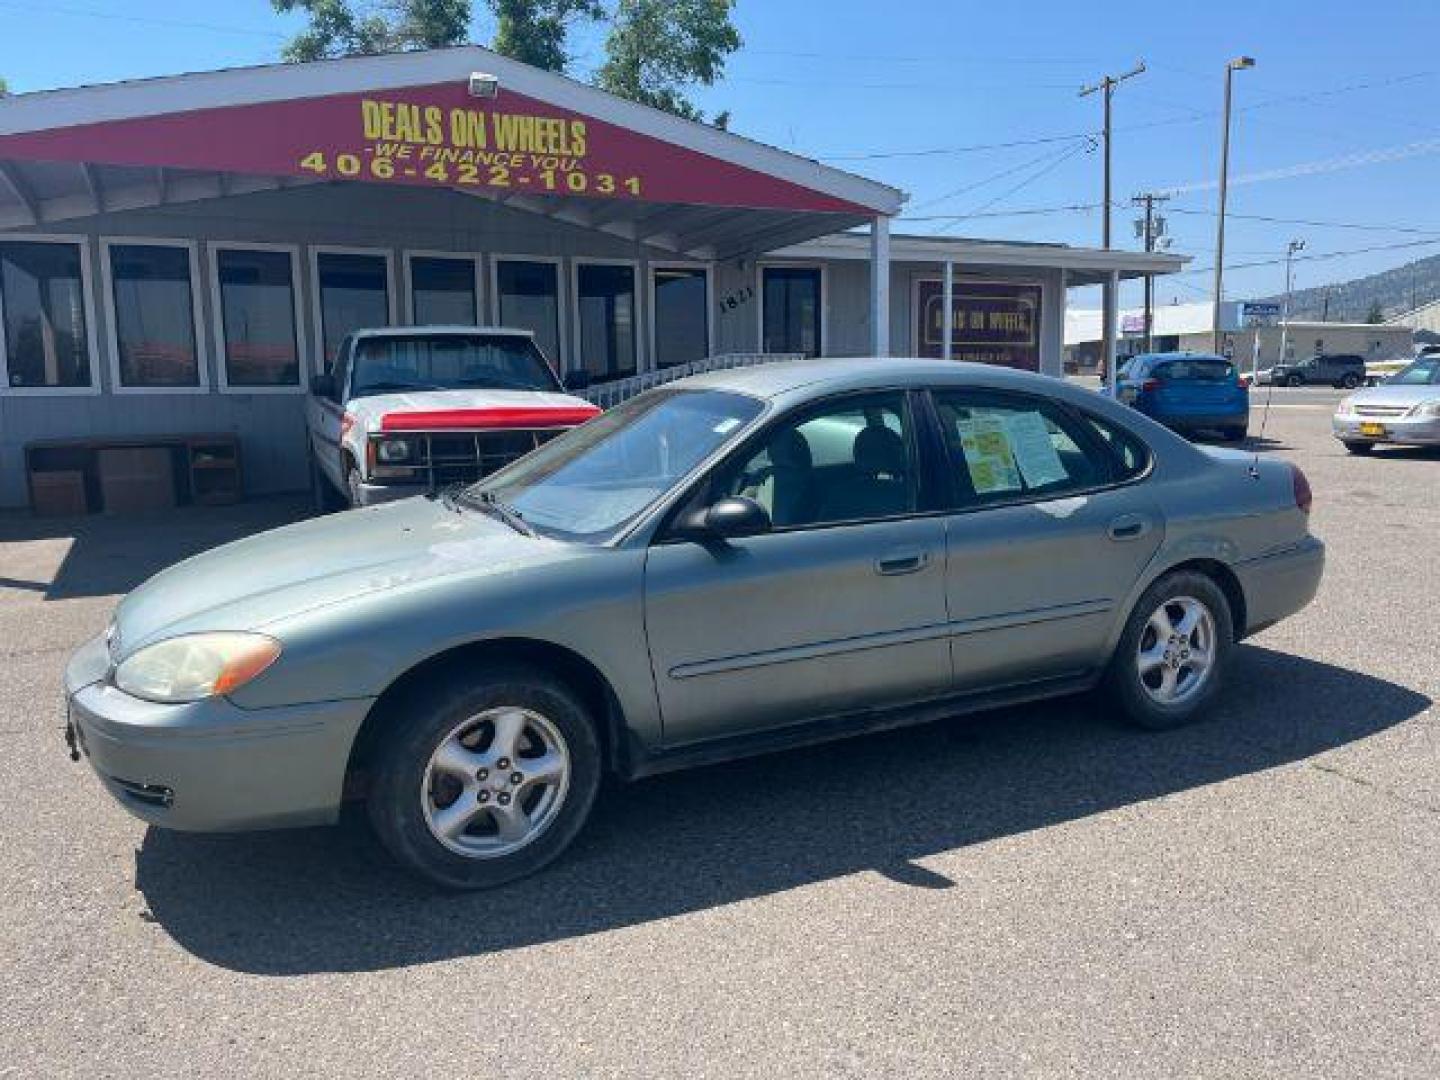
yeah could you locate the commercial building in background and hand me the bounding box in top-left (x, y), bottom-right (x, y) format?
top-left (1066, 299), bottom-right (1413, 373)
top-left (0, 45), bottom-right (1182, 508)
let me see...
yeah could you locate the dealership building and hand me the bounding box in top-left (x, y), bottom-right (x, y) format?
top-left (0, 46), bottom-right (1182, 509)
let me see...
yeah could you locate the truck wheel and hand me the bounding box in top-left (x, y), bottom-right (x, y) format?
top-left (1285, 373), bottom-right (1303, 387)
top-left (366, 663), bottom-right (602, 890)
top-left (1104, 570), bottom-right (1234, 731)
top-left (1340, 373), bottom-right (1361, 389)
top-left (346, 462), bottom-right (365, 509)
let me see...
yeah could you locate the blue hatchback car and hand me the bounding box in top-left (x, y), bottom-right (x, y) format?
top-left (1115, 352), bottom-right (1249, 442)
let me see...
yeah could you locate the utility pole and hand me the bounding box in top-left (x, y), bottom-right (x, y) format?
top-left (1080, 61), bottom-right (1145, 396)
top-left (1278, 238), bottom-right (1305, 369)
top-left (1132, 192), bottom-right (1170, 351)
top-left (1212, 56), bottom-right (1256, 353)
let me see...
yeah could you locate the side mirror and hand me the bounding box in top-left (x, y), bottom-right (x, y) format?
top-left (563, 370), bottom-right (592, 392)
top-left (677, 496), bottom-right (772, 541)
top-left (310, 373), bottom-right (336, 398)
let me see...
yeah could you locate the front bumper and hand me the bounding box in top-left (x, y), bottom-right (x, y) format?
top-left (353, 478), bottom-right (421, 507)
top-left (1233, 535), bottom-right (1325, 637)
top-left (1333, 414), bottom-right (1440, 446)
top-left (65, 633), bottom-right (372, 832)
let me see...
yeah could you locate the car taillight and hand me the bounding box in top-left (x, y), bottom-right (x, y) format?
top-left (1291, 465), bottom-right (1312, 514)
top-left (1141, 379), bottom-right (1160, 392)
top-left (1238, 375), bottom-right (1251, 389)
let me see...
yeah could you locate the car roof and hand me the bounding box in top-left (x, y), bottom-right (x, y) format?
top-left (349, 325), bottom-right (535, 339)
top-left (676, 356), bottom-right (1100, 404)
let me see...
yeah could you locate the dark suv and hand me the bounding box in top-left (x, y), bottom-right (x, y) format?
top-left (1262, 353), bottom-right (1366, 389)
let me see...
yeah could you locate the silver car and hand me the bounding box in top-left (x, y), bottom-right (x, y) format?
top-left (65, 359), bottom-right (1324, 889)
top-left (1332, 354), bottom-right (1440, 453)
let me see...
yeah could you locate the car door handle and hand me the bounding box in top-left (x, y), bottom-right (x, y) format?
top-left (1107, 514), bottom-right (1151, 541)
top-left (875, 551), bottom-right (930, 576)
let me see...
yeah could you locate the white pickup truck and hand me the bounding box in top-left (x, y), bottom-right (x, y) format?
top-left (306, 326), bottom-right (599, 509)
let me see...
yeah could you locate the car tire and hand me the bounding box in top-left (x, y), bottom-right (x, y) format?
top-left (1222, 426), bottom-right (1247, 443)
top-left (1343, 441), bottom-right (1374, 455)
top-left (365, 663), bottom-right (603, 890)
top-left (1340, 373), bottom-right (1361, 389)
top-left (345, 461), bottom-right (365, 510)
top-left (1103, 570), bottom-right (1234, 731)
top-left (1285, 374), bottom-right (1303, 387)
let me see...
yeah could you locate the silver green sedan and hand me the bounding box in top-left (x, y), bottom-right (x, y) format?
top-left (65, 359), bottom-right (1324, 889)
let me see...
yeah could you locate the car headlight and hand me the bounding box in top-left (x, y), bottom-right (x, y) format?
top-left (1408, 399), bottom-right (1440, 418)
top-left (376, 438), bottom-right (413, 463)
top-left (114, 632), bottom-right (282, 703)
top-left (1336, 397), bottom-right (1356, 417)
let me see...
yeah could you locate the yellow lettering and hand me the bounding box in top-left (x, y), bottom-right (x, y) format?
top-left (424, 105), bottom-right (443, 145)
top-left (361, 99), bottom-right (385, 140)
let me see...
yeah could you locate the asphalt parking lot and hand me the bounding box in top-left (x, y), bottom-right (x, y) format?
top-left (1, 384), bottom-right (1436, 1079)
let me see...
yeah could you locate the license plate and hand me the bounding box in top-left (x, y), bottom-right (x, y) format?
top-left (1359, 422), bottom-right (1386, 437)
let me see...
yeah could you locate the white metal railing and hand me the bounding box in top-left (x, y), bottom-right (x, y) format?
top-left (580, 352), bottom-right (804, 409)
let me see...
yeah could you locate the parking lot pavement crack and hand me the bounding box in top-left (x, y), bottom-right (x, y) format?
top-left (1307, 760), bottom-right (1440, 818)
top-left (1, 644), bottom-right (76, 660)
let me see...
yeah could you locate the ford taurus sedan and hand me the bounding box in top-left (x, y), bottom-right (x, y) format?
top-left (65, 359), bottom-right (1324, 889)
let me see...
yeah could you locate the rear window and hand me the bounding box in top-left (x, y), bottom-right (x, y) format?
top-left (1154, 357), bottom-right (1235, 382)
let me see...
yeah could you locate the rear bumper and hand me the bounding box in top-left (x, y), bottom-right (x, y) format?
top-left (1233, 535), bottom-right (1325, 637)
top-left (1145, 409), bottom-right (1249, 431)
top-left (1333, 415), bottom-right (1440, 446)
top-left (65, 634), bottom-right (372, 832)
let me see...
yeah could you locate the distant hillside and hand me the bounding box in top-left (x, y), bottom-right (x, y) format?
top-left (1257, 253), bottom-right (1440, 322)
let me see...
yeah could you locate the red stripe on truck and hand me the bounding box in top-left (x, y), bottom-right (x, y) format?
top-left (379, 406), bottom-right (602, 431)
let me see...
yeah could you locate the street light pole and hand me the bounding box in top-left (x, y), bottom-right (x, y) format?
top-left (1278, 238), bottom-right (1305, 369)
top-left (1212, 56), bottom-right (1255, 353)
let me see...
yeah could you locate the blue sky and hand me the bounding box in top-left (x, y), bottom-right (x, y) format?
top-left (3, 0), bottom-right (1439, 312)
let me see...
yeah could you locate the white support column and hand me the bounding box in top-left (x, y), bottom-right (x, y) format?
top-left (870, 214), bottom-right (891, 356)
top-left (942, 259), bottom-right (954, 362)
top-left (1103, 269), bottom-right (1121, 397)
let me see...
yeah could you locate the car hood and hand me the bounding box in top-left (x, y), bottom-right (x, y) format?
top-left (1346, 383), bottom-right (1440, 407)
top-left (111, 498), bottom-right (571, 655)
top-left (346, 388), bottom-right (599, 433)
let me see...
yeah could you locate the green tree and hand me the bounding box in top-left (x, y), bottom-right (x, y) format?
top-left (0, 76), bottom-right (9, 97)
top-left (272, 0), bottom-right (470, 62)
top-left (595, 0), bottom-right (740, 123)
top-left (488, 0), bottom-right (602, 71)
top-left (1366, 299), bottom-right (1385, 324)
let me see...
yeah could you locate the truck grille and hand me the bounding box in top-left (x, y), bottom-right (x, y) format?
top-left (411, 428), bottom-right (563, 487)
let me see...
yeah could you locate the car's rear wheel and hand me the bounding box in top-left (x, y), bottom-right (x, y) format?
top-left (366, 664), bottom-right (602, 890)
top-left (1343, 440), bottom-right (1375, 455)
top-left (1104, 571), bottom-right (1233, 731)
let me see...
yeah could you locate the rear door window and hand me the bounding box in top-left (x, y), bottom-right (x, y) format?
top-left (932, 391), bottom-right (1110, 508)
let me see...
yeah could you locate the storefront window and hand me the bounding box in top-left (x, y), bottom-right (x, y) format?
top-left (215, 247), bottom-right (300, 388)
top-left (495, 259), bottom-right (561, 369)
top-left (652, 266), bottom-right (708, 369)
top-left (410, 255), bottom-right (477, 326)
top-left (0, 241), bottom-right (92, 389)
top-left (316, 251), bottom-right (389, 370)
top-left (762, 266), bottom-right (822, 358)
top-left (107, 242), bottom-right (201, 388)
top-left (576, 262), bottom-right (637, 382)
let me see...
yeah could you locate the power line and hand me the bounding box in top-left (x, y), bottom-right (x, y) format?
top-left (906, 144), bottom-right (1090, 213)
top-left (1177, 236), bottom-right (1440, 276)
top-left (0, 0), bottom-right (287, 39)
top-left (823, 132), bottom-right (1093, 162)
top-left (1166, 206), bottom-right (1440, 236)
top-left (935, 142), bottom-right (1092, 234)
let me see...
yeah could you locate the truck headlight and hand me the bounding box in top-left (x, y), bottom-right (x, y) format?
top-left (376, 438), bottom-right (414, 463)
top-left (114, 632), bottom-right (281, 703)
top-left (1408, 399), bottom-right (1440, 418)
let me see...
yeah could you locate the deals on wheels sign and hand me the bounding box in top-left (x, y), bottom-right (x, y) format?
top-left (0, 82), bottom-right (865, 214)
top-left (915, 280), bottom-right (1042, 371)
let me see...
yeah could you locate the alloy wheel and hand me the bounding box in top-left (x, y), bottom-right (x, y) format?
top-left (1136, 596), bottom-right (1216, 706)
top-left (421, 707), bottom-right (572, 858)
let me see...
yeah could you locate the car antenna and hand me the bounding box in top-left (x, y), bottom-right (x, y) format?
top-left (1250, 354), bottom-right (1276, 480)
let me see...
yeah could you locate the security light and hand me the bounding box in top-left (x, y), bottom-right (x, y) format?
top-left (468, 72), bottom-right (499, 99)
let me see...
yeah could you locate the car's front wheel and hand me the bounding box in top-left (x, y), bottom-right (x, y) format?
top-left (1343, 440), bottom-right (1375, 455)
top-left (1104, 571), bottom-right (1233, 731)
top-left (366, 664), bottom-right (602, 889)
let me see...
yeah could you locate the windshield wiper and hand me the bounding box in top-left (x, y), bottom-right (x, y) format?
top-left (455, 488), bottom-right (536, 536)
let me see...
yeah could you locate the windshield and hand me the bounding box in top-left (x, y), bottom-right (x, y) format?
top-left (1388, 357), bottom-right (1440, 385)
top-left (473, 388), bottom-right (765, 543)
top-left (1155, 356), bottom-right (1234, 382)
top-left (350, 334), bottom-right (560, 396)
